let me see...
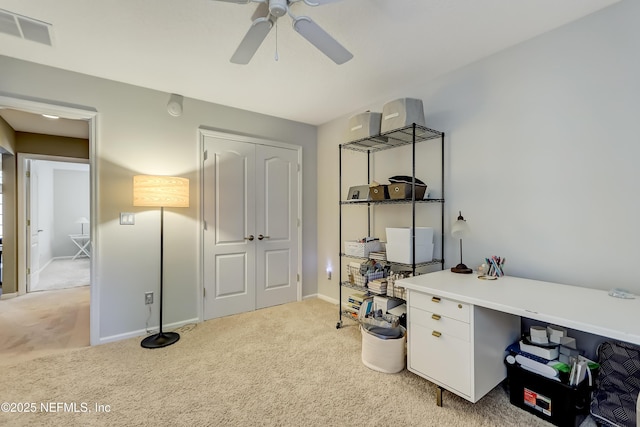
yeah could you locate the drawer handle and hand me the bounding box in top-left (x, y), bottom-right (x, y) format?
top-left (431, 296), bottom-right (441, 303)
top-left (432, 331), bottom-right (442, 338)
top-left (431, 314), bottom-right (441, 320)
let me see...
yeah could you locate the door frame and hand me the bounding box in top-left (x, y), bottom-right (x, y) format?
top-left (0, 95), bottom-right (99, 346)
top-left (18, 154), bottom-right (90, 292)
top-left (198, 128), bottom-right (303, 321)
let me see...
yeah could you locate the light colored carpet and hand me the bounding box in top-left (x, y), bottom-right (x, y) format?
top-left (0, 286), bottom-right (90, 366)
top-left (0, 298), bottom-right (559, 427)
top-left (30, 258), bottom-right (90, 292)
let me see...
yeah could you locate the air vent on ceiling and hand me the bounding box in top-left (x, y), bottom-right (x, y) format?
top-left (0, 9), bottom-right (52, 46)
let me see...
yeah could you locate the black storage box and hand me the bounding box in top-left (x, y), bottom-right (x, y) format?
top-left (506, 363), bottom-right (593, 427)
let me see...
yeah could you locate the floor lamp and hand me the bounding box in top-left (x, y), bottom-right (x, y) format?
top-left (133, 175), bottom-right (189, 349)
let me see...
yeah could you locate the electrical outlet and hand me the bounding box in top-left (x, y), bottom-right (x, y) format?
top-left (144, 292), bottom-right (153, 305)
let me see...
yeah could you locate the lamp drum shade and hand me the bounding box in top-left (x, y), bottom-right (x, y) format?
top-left (133, 175), bottom-right (189, 208)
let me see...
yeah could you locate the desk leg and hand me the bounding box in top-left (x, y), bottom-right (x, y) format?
top-left (436, 386), bottom-right (444, 407)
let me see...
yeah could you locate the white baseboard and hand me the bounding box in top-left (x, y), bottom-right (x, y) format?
top-left (303, 293), bottom-right (339, 305)
top-left (98, 317), bottom-right (200, 345)
top-left (316, 294), bottom-right (339, 305)
top-left (0, 291), bottom-right (18, 300)
top-left (98, 296), bottom-right (339, 345)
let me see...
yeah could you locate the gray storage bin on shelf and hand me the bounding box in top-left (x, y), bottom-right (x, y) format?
top-left (381, 98), bottom-right (425, 133)
top-left (346, 112), bottom-right (381, 142)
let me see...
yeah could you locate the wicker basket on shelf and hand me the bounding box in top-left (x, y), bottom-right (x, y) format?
top-left (349, 265), bottom-right (385, 287)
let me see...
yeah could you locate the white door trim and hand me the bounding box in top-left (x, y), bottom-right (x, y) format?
top-left (0, 95), bottom-right (100, 346)
top-left (198, 128), bottom-right (303, 321)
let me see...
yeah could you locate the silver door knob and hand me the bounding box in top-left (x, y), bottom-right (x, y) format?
top-left (245, 235), bottom-right (254, 241)
top-left (258, 234), bottom-right (270, 240)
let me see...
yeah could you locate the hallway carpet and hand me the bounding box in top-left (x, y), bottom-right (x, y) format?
top-left (30, 258), bottom-right (90, 292)
top-left (0, 286), bottom-right (89, 366)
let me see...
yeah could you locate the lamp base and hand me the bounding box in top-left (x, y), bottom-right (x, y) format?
top-left (141, 331), bottom-right (180, 349)
top-left (451, 264), bottom-right (472, 274)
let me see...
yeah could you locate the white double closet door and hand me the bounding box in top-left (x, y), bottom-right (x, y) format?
top-left (203, 133), bottom-right (299, 320)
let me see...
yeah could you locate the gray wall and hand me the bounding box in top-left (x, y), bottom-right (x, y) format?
top-left (53, 167), bottom-right (90, 257)
top-left (32, 160), bottom-right (89, 266)
top-left (317, 1), bottom-right (639, 352)
top-left (0, 55), bottom-right (317, 343)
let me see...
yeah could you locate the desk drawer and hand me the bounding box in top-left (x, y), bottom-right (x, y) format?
top-left (409, 321), bottom-right (471, 397)
top-left (409, 306), bottom-right (470, 342)
top-left (409, 291), bottom-right (470, 323)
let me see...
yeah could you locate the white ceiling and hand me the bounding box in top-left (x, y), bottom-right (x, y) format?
top-left (0, 0), bottom-right (619, 127)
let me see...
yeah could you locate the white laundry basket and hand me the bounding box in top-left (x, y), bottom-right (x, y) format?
top-left (360, 325), bottom-right (406, 373)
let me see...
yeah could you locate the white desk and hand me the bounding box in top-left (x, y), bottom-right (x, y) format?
top-left (397, 270), bottom-right (640, 405)
top-left (69, 234), bottom-right (90, 260)
top-left (399, 270), bottom-right (640, 345)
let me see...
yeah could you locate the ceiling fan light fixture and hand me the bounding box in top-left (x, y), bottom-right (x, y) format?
top-left (217, 0), bottom-right (352, 65)
top-left (268, 0), bottom-right (288, 17)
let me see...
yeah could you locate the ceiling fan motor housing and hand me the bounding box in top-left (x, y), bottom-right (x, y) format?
top-left (269, 0), bottom-right (288, 17)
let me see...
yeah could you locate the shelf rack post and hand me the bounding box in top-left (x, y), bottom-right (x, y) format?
top-left (411, 122), bottom-right (417, 275)
top-left (338, 144), bottom-right (343, 328)
top-left (440, 132), bottom-right (445, 270)
top-left (367, 149), bottom-right (371, 236)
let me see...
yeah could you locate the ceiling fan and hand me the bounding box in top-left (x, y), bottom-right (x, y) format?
top-left (214, 0), bottom-right (353, 65)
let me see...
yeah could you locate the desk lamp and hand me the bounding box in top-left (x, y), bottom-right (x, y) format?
top-left (134, 175), bottom-right (189, 348)
top-left (451, 211), bottom-right (472, 274)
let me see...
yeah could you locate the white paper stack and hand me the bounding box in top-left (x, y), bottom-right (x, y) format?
top-left (519, 340), bottom-right (559, 360)
top-left (367, 279), bottom-right (387, 295)
top-left (547, 325), bottom-right (567, 344)
top-left (530, 326), bottom-right (549, 344)
top-left (369, 251), bottom-right (387, 261)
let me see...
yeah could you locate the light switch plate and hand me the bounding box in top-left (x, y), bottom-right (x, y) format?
top-left (120, 212), bottom-right (135, 225)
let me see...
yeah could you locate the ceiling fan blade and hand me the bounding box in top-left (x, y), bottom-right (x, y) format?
top-left (251, 2), bottom-right (270, 21)
top-left (230, 16), bottom-right (274, 64)
top-left (292, 16), bottom-right (353, 65)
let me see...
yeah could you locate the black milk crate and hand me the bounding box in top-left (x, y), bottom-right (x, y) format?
top-left (506, 363), bottom-right (594, 427)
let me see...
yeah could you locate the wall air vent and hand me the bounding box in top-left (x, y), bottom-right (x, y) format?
top-left (0, 9), bottom-right (53, 46)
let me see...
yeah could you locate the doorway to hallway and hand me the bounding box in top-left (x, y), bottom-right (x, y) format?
top-left (22, 158), bottom-right (90, 293)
